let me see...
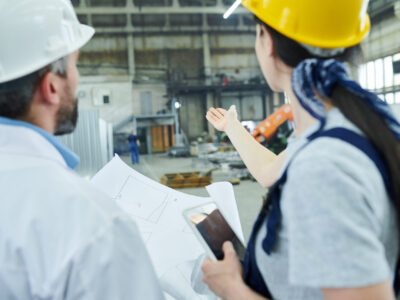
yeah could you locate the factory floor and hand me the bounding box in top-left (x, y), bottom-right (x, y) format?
top-left (120, 153), bottom-right (267, 242)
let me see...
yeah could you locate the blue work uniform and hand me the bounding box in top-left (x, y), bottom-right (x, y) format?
top-left (128, 134), bottom-right (140, 164)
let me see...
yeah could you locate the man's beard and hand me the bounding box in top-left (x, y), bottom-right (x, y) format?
top-left (54, 87), bottom-right (79, 136)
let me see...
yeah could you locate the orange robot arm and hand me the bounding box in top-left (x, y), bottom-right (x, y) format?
top-left (252, 104), bottom-right (294, 143)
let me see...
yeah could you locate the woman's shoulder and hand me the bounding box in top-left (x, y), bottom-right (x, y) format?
top-left (289, 107), bottom-right (380, 181)
top-left (290, 133), bottom-right (383, 187)
top-left (283, 116), bottom-right (388, 205)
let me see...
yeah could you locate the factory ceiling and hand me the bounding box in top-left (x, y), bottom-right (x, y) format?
top-left (72, 0), bottom-right (397, 34)
top-left (368, 0), bottom-right (400, 23)
top-left (73, 0), bottom-right (255, 33)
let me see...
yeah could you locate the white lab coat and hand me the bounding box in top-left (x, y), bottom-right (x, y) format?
top-left (0, 123), bottom-right (165, 300)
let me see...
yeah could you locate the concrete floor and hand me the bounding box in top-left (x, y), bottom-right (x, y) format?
top-left (120, 153), bottom-right (267, 242)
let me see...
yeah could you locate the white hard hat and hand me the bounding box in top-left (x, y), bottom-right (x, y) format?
top-left (0, 0), bottom-right (95, 84)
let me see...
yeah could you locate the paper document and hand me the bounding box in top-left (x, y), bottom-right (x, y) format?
top-left (91, 156), bottom-right (243, 300)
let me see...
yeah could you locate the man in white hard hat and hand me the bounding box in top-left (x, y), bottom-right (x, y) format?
top-left (0, 1), bottom-right (164, 299)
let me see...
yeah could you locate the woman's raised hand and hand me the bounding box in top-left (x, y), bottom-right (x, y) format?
top-left (206, 105), bottom-right (238, 132)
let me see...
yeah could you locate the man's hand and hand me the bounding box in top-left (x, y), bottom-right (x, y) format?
top-left (206, 105), bottom-right (238, 132)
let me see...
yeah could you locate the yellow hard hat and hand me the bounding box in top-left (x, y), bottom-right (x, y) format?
top-left (242, 0), bottom-right (371, 49)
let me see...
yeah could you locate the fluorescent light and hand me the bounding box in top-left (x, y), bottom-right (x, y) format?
top-left (223, 0), bottom-right (241, 19)
top-left (174, 101), bottom-right (181, 109)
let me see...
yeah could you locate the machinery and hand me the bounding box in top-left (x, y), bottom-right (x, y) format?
top-left (252, 104), bottom-right (294, 154)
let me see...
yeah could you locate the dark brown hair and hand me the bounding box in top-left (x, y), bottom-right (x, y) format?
top-left (256, 18), bottom-right (400, 227)
top-left (0, 57), bottom-right (68, 119)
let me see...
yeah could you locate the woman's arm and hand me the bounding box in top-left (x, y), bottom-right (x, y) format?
top-left (206, 105), bottom-right (285, 188)
top-left (322, 282), bottom-right (395, 300)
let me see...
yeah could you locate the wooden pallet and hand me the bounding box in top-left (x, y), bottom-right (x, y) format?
top-left (160, 172), bottom-right (212, 189)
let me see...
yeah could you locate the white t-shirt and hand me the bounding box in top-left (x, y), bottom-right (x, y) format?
top-left (255, 108), bottom-right (399, 300)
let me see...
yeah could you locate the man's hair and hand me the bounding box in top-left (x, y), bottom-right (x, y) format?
top-left (0, 56), bottom-right (69, 119)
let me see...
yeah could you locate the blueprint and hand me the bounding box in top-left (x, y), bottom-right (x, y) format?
top-left (91, 155), bottom-right (243, 300)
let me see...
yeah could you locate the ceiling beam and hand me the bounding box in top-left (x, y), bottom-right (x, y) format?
top-left (75, 6), bottom-right (249, 15)
top-left (91, 25), bottom-right (254, 34)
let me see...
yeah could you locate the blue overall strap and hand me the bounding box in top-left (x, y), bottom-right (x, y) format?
top-left (242, 185), bottom-right (277, 298)
top-left (395, 259), bottom-right (400, 296)
top-left (262, 127), bottom-right (392, 254)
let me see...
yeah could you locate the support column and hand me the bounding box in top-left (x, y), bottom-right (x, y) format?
top-left (126, 1), bottom-right (136, 80)
top-left (146, 127), bottom-right (153, 154)
top-left (127, 35), bottom-right (136, 79)
top-left (87, 14), bottom-right (93, 27)
top-left (80, 0), bottom-right (92, 26)
top-left (202, 32), bottom-right (212, 83)
top-left (165, 13), bottom-right (171, 27)
top-left (202, 22), bottom-right (215, 135)
top-left (172, 0), bottom-right (179, 8)
top-left (272, 92), bottom-right (280, 112)
top-left (238, 15), bottom-right (244, 27)
top-left (261, 91), bottom-right (267, 119)
top-left (206, 93), bottom-right (216, 135)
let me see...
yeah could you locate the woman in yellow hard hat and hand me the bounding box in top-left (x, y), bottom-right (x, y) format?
top-left (202, 0), bottom-right (400, 299)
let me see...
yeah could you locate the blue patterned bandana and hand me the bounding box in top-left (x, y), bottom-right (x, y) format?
top-left (291, 58), bottom-right (400, 139)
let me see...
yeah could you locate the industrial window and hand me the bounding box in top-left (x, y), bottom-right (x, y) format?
top-left (358, 52), bottom-right (400, 106)
top-left (358, 64), bottom-right (367, 88)
top-left (384, 56), bottom-right (393, 88)
top-left (395, 92), bottom-right (400, 104)
top-left (393, 60), bottom-right (400, 74)
top-left (375, 58), bottom-right (384, 89)
top-left (394, 53), bottom-right (400, 86)
top-left (366, 61), bottom-right (376, 90)
top-left (386, 93), bottom-right (394, 104)
top-left (103, 95), bottom-right (110, 104)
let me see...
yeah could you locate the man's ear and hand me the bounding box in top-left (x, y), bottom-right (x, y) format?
top-left (38, 72), bottom-right (61, 106)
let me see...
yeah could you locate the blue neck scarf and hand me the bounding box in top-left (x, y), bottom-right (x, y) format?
top-left (291, 58), bottom-right (400, 140)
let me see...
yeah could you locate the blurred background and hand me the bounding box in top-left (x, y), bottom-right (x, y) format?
top-left (58, 0), bottom-right (400, 239)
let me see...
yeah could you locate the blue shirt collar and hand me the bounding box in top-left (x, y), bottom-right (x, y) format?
top-left (0, 117), bottom-right (80, 169)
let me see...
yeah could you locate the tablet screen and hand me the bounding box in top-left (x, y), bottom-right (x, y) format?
top-left (187, 203), bottom-right (246, 261)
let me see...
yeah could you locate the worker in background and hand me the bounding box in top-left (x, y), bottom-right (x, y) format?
top-left (0, 1), bottom-right (164, 299)
top-left (203, 0), bottom-right (400, 299)
top-left (128, 130), bottom-right (141, 164)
